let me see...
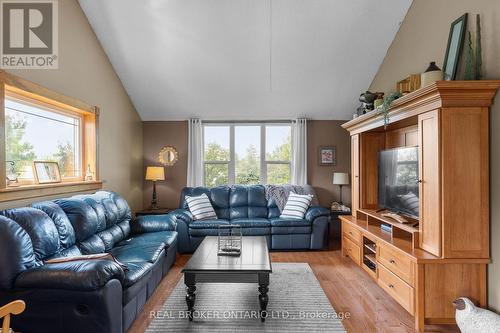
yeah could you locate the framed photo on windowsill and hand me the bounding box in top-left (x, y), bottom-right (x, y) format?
top-left (33, 161), bottom-right (62, 184)
top-left (319, 146), bottom-right (336, 166)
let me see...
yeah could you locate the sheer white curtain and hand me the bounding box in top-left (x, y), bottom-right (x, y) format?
top-left (291, 118), bottom-right (307, 185)
top-left (187, 118), bottom-right (204, 187)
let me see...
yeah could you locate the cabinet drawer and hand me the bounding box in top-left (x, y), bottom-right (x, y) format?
top-left (378, 264), bottom-right (414, 314)
top-left (343, 222), bottom-right (361, 244)
top-left (343, 235), bottom-right (361, 265)
top-left (377, 243), bottom-right (414, 286)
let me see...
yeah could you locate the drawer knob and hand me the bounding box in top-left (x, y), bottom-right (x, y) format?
top-left (388, 284), bottom-right (394, 289)
top-left (349, 231), bottom-right (353, 235)
top-left (390, 259), bottom-right (396, 264)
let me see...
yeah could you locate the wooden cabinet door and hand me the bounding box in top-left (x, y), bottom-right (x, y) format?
top-left (418, 110), bottom-right (441, 257)
top-left (351, 134), bottom-right (360, 217)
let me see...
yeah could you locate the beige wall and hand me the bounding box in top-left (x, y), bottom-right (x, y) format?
top-left (369, 0), bottom-right (500, 311)
top-left (4, 0), bottom-right (143, 211)
top-left (142, 120), bottom-right (351, 209)
top-left (307, 120), bottom-right (351, 207)
top-left (143, 121), bottom-right (188, 209)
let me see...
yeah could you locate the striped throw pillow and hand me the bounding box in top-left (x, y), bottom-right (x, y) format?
top-left (280, 192), bottom-right (313, 219)
top-left (185, 193), bottom-right (217, 220)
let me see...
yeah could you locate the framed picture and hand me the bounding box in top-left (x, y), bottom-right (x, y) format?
top-left (319, 146), bottom-right (336, 166)
top-left (443, 13), bottom-right (468, 80)
top-left (33, 161), bottom-right (61, 184)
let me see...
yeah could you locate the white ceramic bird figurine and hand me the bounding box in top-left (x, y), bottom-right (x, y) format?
top-left (453, 297), bottom-right (500, 332)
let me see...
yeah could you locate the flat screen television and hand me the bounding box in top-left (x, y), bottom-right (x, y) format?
top-left (378, 146), bottom-right (419, 218)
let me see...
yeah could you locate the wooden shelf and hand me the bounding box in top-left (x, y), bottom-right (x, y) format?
top-left (0, 181), bottom-right (102, 203)
top-left (364, 243), bottom-right (376, 253)
top-left (364, 253), bottom-right (376, 265)
top-left (340, 215), bottom-right (489, 264)
top-left (362, 209), bottom-right (419, 234)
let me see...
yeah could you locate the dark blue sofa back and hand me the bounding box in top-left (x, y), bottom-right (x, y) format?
top-left (180, 185), bottom-right (287, 219)
top-left (0, 191), bottom-right (131, 290)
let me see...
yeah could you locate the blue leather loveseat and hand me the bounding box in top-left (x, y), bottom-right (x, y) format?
top-left (171, 185), bottom-right (330, 253)
top-left (0, 191), bottom-right (177, 333)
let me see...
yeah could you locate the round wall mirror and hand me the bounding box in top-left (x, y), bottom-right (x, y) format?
top-left (158, 146), bottom-right (179, 166)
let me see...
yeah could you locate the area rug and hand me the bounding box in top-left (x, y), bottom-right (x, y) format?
top-left (146, 263), bottom-right (347, 332)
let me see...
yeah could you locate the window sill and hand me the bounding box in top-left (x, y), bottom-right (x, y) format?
top-left (0, 180), bottom-right (103, 203)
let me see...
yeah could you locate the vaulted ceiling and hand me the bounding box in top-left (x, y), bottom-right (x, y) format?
top-left (79, 0), bottom-right (412, 121)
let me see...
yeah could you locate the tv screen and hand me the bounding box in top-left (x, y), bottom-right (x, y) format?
top-left (378, 146), bottom-right (419, 218)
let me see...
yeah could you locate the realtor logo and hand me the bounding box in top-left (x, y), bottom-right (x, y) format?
top-left (1, 0), bottom-right (58, 69)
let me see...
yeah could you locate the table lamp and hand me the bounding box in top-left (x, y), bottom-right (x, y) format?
top-left (145, 166), bottom-right (165, 209)
top-left (333, 172), bottom-right (349, 205)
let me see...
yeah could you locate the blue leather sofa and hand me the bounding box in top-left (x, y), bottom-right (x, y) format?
top-left (0, 191), bottom-right (178, 333)
top-left (171, 185), bottom-right (330, 253)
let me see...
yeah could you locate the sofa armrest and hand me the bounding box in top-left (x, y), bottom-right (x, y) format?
top-left (170, 209), bottom-right (194, 253)
top-left (15, 260), bottom-right (124, 291)
top-left (131, 214), bottom-right (177, 233)
top-left (169, 209), bottom-right (194, 224)
top-left (304, 206), bottom-right (330, 222)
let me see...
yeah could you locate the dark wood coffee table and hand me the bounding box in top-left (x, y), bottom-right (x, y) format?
top-left (182, 236), bottom-right (272, 322)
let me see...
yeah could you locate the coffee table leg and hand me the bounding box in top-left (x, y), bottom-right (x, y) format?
top-left (258, 273), bottom-right (269, 322)
top-left (185, 273), bottom-right (196, 321)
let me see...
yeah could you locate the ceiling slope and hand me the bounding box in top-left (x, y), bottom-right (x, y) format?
top-left (79, 0), bottom-right (411, 120)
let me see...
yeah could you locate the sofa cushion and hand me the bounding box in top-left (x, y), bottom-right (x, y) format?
top-left (1, 208), bottom-right (60, 262)
top-left (269, 218), bottom-right (311, 227)
top-left (118, 231), bottom-right (178, 249)
top-left (231, 218), bottom-right (270, 228)
top-left (122, 261), bottom-right (153, 288)
top-left (270, 218), bottom-right (311, 234)
top-left (189, 219), bottom-right (230, 237)
top-left (0, 216), bottom-right (39, 289)
top-left (31, 201), bottom-right (76, 250)
top-left (109, 239), bottom-right (165, 264)
top-left (229, 185), bottom-right (267, 219)
top-left (55, 199), bottom-right (99, 242)
top-left (189, 219), bottom-right (230, 229)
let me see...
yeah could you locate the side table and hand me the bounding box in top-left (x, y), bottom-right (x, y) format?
top-left (329, 209), bottom-right (351, 243)
top-left (135, 208), bottom-right (173, 217)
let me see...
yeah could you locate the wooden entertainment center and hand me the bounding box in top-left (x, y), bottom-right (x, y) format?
top-left (340, 81), bottom-right (500, 331)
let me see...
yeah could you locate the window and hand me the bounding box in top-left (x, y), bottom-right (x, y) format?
top-left (5, 96), bottom-right (82, 181)
top-left (0, 71), bottom-right (99, 198)
top-left (203, 123), bottom-right (291, 186)
top-left (203, 126), bottom-right (230, 187)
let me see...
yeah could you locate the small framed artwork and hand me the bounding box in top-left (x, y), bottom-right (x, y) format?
top-left (33, 161), bottom-right (62, 184)
top-left (319, 146), bottom-right (336, 166)
top-left (443, 13), bottom-right (468, 80)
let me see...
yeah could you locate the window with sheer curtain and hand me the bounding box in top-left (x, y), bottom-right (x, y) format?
top-left (203, 123), bottom-right (292, 186)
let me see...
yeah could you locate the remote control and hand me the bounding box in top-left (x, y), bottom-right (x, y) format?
top-left (381, 212), bottom-right (408, 224)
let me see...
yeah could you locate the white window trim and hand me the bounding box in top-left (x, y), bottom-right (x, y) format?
top-left (203, 122), bottom-right (291, 186)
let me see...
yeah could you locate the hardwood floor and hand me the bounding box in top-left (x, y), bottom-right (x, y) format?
top-left (127, 240), bottom-right (460, 333)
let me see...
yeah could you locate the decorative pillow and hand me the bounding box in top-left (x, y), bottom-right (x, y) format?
top-left (185, 193), bottom-right (218, 220)
top-left (280, 192), bottom-right (313, 219)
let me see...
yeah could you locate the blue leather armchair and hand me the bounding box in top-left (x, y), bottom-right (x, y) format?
top-left (173, 185), bottom-right (330, 253)
top-left (0, 191), bottom-right (178, 333)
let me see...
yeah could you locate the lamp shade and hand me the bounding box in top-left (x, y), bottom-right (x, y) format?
top-left (333, 172), bottom-right (349, 185)
top-left (145, 166), bottom-right (165, 181)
